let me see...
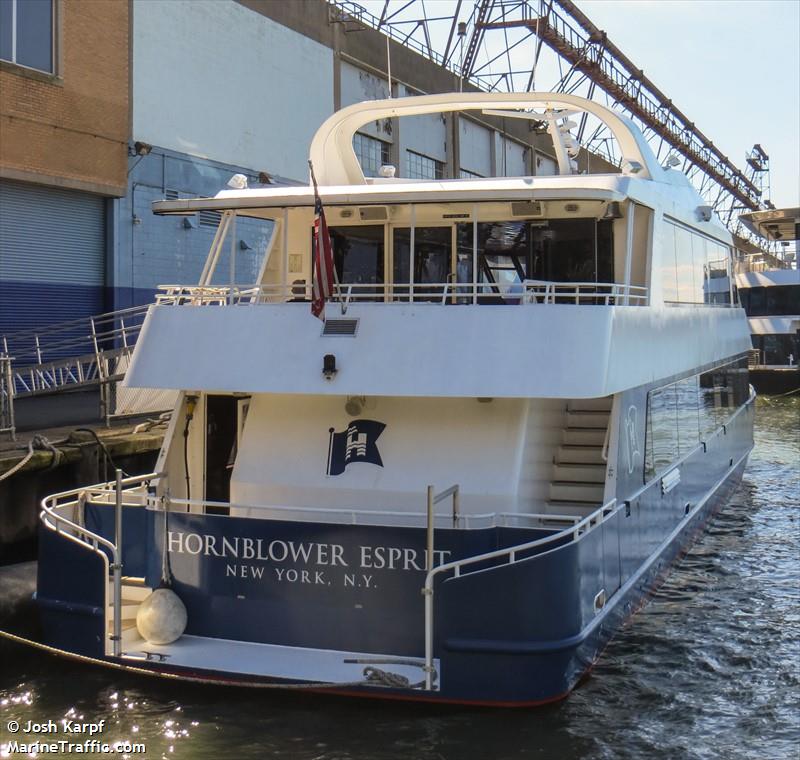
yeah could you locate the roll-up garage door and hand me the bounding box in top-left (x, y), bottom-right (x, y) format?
top-left (0, 179), bottom-right (106, 336)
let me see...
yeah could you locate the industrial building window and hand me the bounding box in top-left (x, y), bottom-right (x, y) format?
top-left (459, 168), bottom-right (483, 179)
top-left (353, 133), bottom-right (390, 178)
top-left (407, 150), bottom-right (444, 180)
top-left (0, 0), bottom-right (54, 74)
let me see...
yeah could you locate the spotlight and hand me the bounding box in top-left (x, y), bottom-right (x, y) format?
top-left (323, 354), bottom-right (337, 380)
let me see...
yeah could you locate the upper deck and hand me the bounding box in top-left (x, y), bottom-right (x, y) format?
top-left (124, 94), bottom-right (750, 397)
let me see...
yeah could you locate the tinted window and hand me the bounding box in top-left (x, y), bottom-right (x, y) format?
top-left (0, 1), bottom-right (12, 62)
top-left (393, 226), bottom-right (451, 301)
top-left (16, 0), bottom-right (52, 72)
top-left (328, 226), bottom-right (384, 294)
top-left (645, 383), bottom-right (679, 480)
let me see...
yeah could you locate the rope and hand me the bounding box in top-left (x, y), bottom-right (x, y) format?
top-left (0, 434), bottom-right (63, 482)
top-left (74, 428), bottom-right (130, 478)
top-left (0, 628), bottom-right (426, 692)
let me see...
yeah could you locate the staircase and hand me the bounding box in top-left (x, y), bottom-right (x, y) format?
top-left (548, 397), bottom-right (612, 517)
top-left (108, 577), bottom-right (152, 650)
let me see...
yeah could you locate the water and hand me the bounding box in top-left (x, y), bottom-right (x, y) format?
top-left (1, 397), bottom-right (798, 759)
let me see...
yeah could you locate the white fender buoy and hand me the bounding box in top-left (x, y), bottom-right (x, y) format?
top-left (136, 588), bottom-right (187, 645)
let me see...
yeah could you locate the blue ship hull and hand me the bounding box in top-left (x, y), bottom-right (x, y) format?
top-left (36, 393), bottom-right (754, 706)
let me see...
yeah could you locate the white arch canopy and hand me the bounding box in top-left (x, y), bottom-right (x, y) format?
top-left (308, 92), bottom-right (662, 186)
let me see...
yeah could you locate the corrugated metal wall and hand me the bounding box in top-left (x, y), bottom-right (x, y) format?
top-left (0, 179), bottom-right (106, 336)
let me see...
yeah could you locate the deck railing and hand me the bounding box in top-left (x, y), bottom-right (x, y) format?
top-left (421, 498), bottom-right (618, 690)
top-left (155, 281), bottom-right (649, 307)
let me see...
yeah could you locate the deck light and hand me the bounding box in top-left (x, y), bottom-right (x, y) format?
top-left (323, 354), bottom-right (337, 380)
top-left (227, 173), bottom-right (248, 190)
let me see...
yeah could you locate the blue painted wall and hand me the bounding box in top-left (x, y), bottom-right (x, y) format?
top-left (112, 146), bottom-right (278, 311)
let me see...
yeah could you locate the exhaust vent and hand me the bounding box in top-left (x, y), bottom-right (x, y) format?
top-left (322, 318), bottom-right (359, 337)
top-left (359, 207), bottom-right (388, 221)
top-left (511, 201), bottom-right (543, 218)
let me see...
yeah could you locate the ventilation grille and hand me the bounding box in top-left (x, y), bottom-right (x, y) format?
top-left (165, 188), bottom-right (180, 200)
top-left (511, 201), bottom-right (543, 217)
top-left (359, 206), bottom-right (388, 221)
top-left (322, 318), bottom-right (359, 337)
top-left (198, 209), bottom-right (222, 227)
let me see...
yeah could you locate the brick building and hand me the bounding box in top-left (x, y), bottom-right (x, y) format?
top-left (0, 0), bottom-right (130, 334)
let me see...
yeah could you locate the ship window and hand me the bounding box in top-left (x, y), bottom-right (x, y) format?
top-left (646, 358), bottom-right (750, 482)
top-left (455, 219), bottom-right (614, 302)
top-left (663, 220), bottom-right (731, 306)
top-left (392, 226), bottom-right (451, 301)
top-left (741, 285), bottom-right (800, 317)
top-left (645, 382), bottom-right (680, 480)
top-left (328, 225), bottom-right (384, 295)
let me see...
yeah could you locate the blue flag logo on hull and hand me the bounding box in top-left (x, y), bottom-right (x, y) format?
top-left (327, 420), bottom-right (386, 476)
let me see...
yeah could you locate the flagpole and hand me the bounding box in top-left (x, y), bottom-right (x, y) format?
top-left (326, 427), bottom-right (335, 477)
top-left (308, 160), bottom-right (342, 306)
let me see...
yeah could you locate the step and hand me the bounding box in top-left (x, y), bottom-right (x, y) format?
top-left (567, 397), bottom-right (613, 412)
top-left (552, 463), bottom-right (606, 483)
top-left (108, 581), bottom-right (152, 603)
top-left (546, 500), bottom-right (601, 518)
top-left (563, 428), bottom-right (606, 446)
top-left (109, 601), bottom-right (140, 621)
top-left (549, 481), bottom-right (605, 503)
top-left (556, 444), bottom-right (605, 464)
top-left (565, 410), bottom-right (610, 429)
top-left (108, 619), bottom-right (144, 647)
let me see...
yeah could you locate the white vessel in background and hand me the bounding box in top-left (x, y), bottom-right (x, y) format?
top-left (737, 208), bottom-right (799, 394)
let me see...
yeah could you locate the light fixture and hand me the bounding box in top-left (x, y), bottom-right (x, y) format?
top-left (602, 201), bottom-right (623, 220)
top-left (227, 173), bottom-right (248, 190)
top-left (696, 205), bottom-right (713, 222)
top-left (345, 395), bottom-right (366, 416)
top-left (182, 217), bottom-right (195, 229)
top-left (621, 160), bottom-right (643, 175)
top-left (239, 239), bottom-right (252, 250)
top-left (322, 354), bottom-right (337, 380)
top-left (379, 165), bottom-right (396, 178)
top-left (133, 141), bottom-right (152, 156)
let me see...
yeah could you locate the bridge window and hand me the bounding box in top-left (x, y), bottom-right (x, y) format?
top-left (455, 219), bottom-right (614, 298)
top-left (328, 225), bottom-right (385, 292)
top-left (392, 226), bottom-right (451, 301)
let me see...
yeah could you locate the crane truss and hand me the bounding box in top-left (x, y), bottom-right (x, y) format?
top-left (329, 0), bottom-right (773, 251)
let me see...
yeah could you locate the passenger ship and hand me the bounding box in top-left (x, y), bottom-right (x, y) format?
top-left (736, 208), bottom-right (799, 394)
top-left (37, 94), bottom-right (755, 706)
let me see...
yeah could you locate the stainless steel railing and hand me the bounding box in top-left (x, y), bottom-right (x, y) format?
top-left (39, 471), bottom-right (161, 658)
top-left (154, 281), bottom-right (650, 307)
top-left (421, 497), bottom-right (618, 691)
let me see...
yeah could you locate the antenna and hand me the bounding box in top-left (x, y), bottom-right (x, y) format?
top-left (386, 36), bottom-right (392, 98)
top-left (457, 22), bottom-right (467, 92)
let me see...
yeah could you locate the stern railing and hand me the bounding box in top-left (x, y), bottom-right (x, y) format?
top-left (421, 498), bottom-right (618, 691)
top-left (154, 281), bottom-right (649, 307)
top-left (39, 471), bottom-right (161, 657)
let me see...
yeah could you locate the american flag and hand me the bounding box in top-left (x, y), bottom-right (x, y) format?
top-left (310, 163), bottom-right (335, 320)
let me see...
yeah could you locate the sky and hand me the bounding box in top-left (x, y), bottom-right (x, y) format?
top-left (360, 0), bottom-right (800, 209)
top-left (579, 0), bottom-right (799, 208)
